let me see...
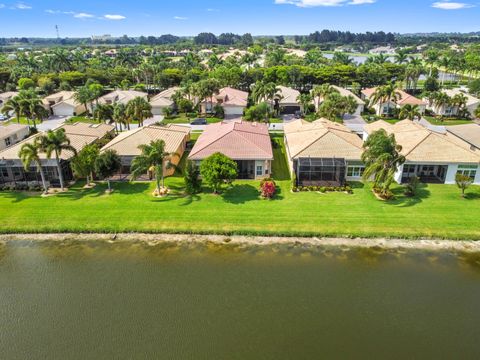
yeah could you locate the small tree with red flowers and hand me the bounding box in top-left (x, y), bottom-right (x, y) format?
top-left (260, 178), bottom-right (276, 199)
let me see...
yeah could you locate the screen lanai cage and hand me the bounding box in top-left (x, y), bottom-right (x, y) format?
top-left (294, 157), bottom-right (347, 187)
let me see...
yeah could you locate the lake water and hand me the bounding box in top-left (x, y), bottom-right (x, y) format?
top-left (1, 240), bottom-right (480, 359)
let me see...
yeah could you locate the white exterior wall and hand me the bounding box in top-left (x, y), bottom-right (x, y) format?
top-left (254, 160), bottom-right (271, 179)
top-left (151, 106), bottom-right (167, 116)
top-left (224, 106), bottom-right (244, 116)
top-left (394, 164), bottom-right (404, 184)
top-left (474, 165), bottom-right (480, 185)
top-left (52, 103), bottom-right (75, 116)
top-left (445, 164), bottom-right (458, 185)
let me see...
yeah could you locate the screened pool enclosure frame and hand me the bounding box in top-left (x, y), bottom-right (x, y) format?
top-left (294, 157), bottom-right (347, 187)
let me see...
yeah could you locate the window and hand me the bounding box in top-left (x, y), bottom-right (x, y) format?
top-left (403, 164), bottom-right (416, 174)
top-left (1, 167), bottom-right (8, 178)
top-left (347, 165), bottom-right (364, 177)
top-left (256, 165), bottom-right (263, 176)
top-left (4, 137), bottom-right (11, 147)
top-left (457, 165), bottom-right (477, 180)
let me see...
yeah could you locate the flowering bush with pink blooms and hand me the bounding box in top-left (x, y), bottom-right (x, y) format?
top-left (260, 179), bottom-right (276, 199)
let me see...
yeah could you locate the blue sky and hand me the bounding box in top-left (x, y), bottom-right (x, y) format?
top-left (0, 0), bottom-right (479, 37)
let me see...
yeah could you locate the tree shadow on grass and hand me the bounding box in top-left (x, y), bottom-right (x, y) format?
top-left (385, 184), bottom-right (431, 208)
top-left (58, 182), bottom-right (151, 201)
top-left (464, 191), bottom-right (480, 200)
top-left (180, 194), bottom-right (201, 206)
top-left (221, 184), bottom-right (260, 204)
top-left (0, 191), bottom-right (40, 203)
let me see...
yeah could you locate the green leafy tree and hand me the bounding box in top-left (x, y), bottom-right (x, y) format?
top-left (37, 128), bottom-right (77, 191)
top-left (74, 86), bottom-right (93, 117)
top-left (362, 129), bottom-right (406, 199)
top-left (1, 96), bottom-right (22, 123)
top-left (296, 93), bottom-right (312, 115)
top-left (130, 140), bottom-right (177, 194)
top-left (95, 150), bottom-right (122, 192)
top-left (371, 83), bottom-right (400, 116)
top-left (200, 152), bottom-right (238, 194)
top-left (70, 144), bottom-right (99, 186)
top-left (184, 160), bottom-right (202, 195)
top-left (113, 103), bottom-right (128, 131)
top-left (18, 77), bottom-right (35, 90)
top-left (94, 103), bottom-right (114, 124)
top-left (18, 139), bottom-right (48, 193)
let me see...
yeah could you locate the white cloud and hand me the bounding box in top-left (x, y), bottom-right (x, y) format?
top-left (207, 8), bottom-right (220, 12)
top-left (431, 1), bottom-right (474, 9)
top-left (74, 12), bottom-right (94, 19)
top-left (13, 3), bottom-right (31, 9)
top-left (104, 14), bottom-right (126, 20)
top-left (174, 16), bottom-right (188, 20)
top-left (0, 4), bottom-right (5, 9)
top-left (274, 0), bottom-right (374, 6)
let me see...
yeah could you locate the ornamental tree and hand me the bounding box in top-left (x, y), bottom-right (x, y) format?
top-left (200, 152), bottom-right (238, 194)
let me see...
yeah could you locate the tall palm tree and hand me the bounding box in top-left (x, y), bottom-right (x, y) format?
top-left (296, 94), bottom-right (312, 115)
top-left (437, 56), bottom-right (452, 85)
top-left (1, 96), bottom-right (22, 124)
top-left (74, 86), bottom-right (93, 117)
top-left (371, 83), bottom-right (400, 116)
top-left (398, 104), bottom-right (421, 120)
top-left (113, 103), bottom-right (128, 132)
top-left (394, 50), bottom-right (408, 65)
top-left (130, 140), bottom-right (178, 194)
top-left (94, 104), bottom-right (114, 124)
top-left (432, 92), bottom-right (451, 115)
top-left (18, 139), bottom-right (48, 193)
top-left (332, 52), bottom-right (353, 65)
top-left (311, 84), bottom-right (339, 110)
top-left (37, 128), bottom-right (77, 191)
top-left (126, 97), bottom-right (153, 127)
top-left (18, 90), bottom-right (47, 129)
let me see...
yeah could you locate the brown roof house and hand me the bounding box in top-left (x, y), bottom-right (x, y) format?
top-left (0, 91), bottom-right (19, 107)
top-left (0, 123), bottom-right (29, 151)
top-left (361, 87), bottom-right (426, 117)
top-left (43, 91), bottom-right (86, 117)
top-left (101, 124), bottom-right (190, 179)
top-left (150, 87), bottom-right (179, 116)
top-left (447, 123), bottom-right (480, 150)
top-left (363, 120), bottom-right (480, 185)
top-left (200, 87), bottom-right (248, 117)
top-left (188, 121), bottom-right (273, 179)
top-left (284, 119), bottom-right (364, 186)
top-left (0, 122), bottom-right (114, 187)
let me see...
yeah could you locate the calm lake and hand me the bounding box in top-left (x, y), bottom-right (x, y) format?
top-left (1, 240), bottom-right (480, 359)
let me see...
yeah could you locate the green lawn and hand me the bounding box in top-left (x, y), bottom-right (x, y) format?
top-left (424, 116), bottom-right (474, 126)
top-left (66, 116), bottom-right (98, 124)
top-left (162, 116), bottom-right (223, 125)
top-left (0, 136), bottom-right (479, 239)
top-left (3, 117), bottom-right (33, 126)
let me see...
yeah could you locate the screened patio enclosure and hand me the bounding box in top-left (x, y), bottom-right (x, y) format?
top-left (294, 158), bottom-right (347, 187)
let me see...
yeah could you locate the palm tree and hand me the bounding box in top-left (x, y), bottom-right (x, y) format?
top-left (451, 93), bottom-right (468, 116)
top-left (74, 86), bottom-right (93, 117)
top-left (371, 83), bottom-right (400, 116)
top-left (311, 84), bottom-right (339, 111)
top-left (437, 56), bottom-right (452, 85)
top-left (432, 92), bottom-right (451, 116)
top-left (19, 90), bottom-right (47, 129)
top-left (398, 104), bottom-right (421, 120)
top-left (1, 96), bottom-right (22, 124)
top-left (332, 52), bottom-right (353, 65)
top-left (126, 97), bottom-right (153, 127)
top-left (37, 128), bottom-right (77, 191)
top-left (130, 140), bottom-right (178, 195)
top-left (18, 139), bottom-right (48, 193)
top-left (394, 50), bottom-right (408, 65)
top-left (297, 94), bottom-right (312, 115)
top-left (94, 104), bottom-right (114, 124)
top-left (362, 129), bottom-right (406, 198)
top-left (113, 103), bottom-right (128, 132)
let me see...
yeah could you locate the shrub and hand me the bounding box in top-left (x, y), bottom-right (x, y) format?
top-left (184, 160), bottom-right (202, 195)
top-left (260, 180), bottom-right (276, 199)
top-left (213, 104), bottom-right (225, 119)
top-left (404, 176), bottom-right (420, 197)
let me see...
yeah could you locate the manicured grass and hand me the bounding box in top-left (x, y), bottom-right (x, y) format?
top-left (162, 116), bottom-right (223, 125)
top-left (66, 116), bottom-right (98, 124)
top-left (0, 179), bottom-right (478, 239)
top-left (3, 117), bottom-right (33, 126)
top-left (424, 116), bottom-right (474, 126)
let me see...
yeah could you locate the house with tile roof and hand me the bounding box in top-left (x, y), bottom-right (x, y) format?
top-left (101, 124), bottom-right (190, 178)
top-left (0, 91), bottom-right (19, 107)
top-left (150, 87), bottom-right (179, 115)
top-left (0, 123), bottom-right (29, 151)
top-left (425, 88), bottom-right (480, 118)
top-left (284, 118), bottom-right (365, 186)
top-left (93, 90), bottom-right (148, 111)
top-left (200, 87), bottom-right (248, 117)
top-left (188, 121), bottom-right (273, 179)
top-left (313, 85), bottom-right (365, 115)
top-left (274, 86), bottom-right (302, 115)
top-left (43, 91), bottom-right (86, 117)
top-left (0, 122), bottom-right (114, 187)
top-left (447, 123), bottom-right (480, 150)
top-left (361, 87), bottom-right (426, 116)
top-left (363, 120), bottom-right (480, 185)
